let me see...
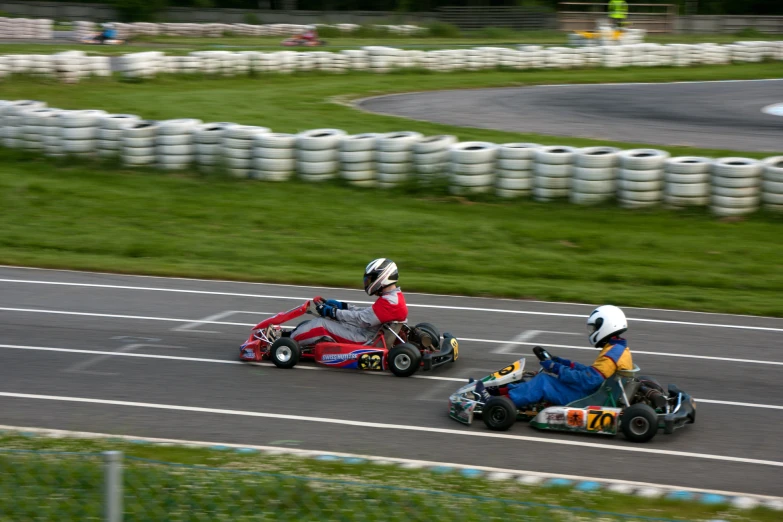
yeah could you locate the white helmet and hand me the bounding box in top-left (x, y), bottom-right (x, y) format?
top-left (586, 305), bottom-right (627, 347)
top-left (363, 258), bottom-right (398, 296)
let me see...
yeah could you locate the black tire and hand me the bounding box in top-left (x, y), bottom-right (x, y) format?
top-left (621, 404), bottom-right (659, 443)
top-left (270, 338), bottom-right (300, 369)
top-left (387, 343), bottom-right (421, 377)
top-left (413, 322), bottom-right (441, 350)
top-left (482, 396), bottom-right (517, 432)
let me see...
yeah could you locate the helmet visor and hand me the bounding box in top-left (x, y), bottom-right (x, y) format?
top-left (586, 317), bottom-right (603, 334)
top-left (363, 274), bottom-right (374, 292)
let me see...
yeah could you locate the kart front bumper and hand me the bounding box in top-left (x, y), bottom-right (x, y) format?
top-left (422, 333), bottom-right (459, 372)
top-left (662, 385), bottom-right (696, 434)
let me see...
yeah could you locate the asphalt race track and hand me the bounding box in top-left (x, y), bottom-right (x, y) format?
top-left (1, 267), bottom-right (782, 497)
top-left (358, 79), bottom-right (783, 152)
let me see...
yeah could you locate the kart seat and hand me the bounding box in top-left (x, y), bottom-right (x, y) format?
top-left (376, 322), bottom-right (404, 348)
top-left (566, 374), bottom-right (624, 409)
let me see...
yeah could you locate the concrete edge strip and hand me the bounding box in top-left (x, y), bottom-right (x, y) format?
top-left (0, 425), bottom-right (780, 511)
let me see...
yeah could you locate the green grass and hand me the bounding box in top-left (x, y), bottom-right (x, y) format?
top-left (0, 432), bottom-right (778, 521)
top-left (1, 65), bottom-right (782, 316)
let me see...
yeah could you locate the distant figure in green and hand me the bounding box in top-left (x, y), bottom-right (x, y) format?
top-left (608, 0), bottom-right (628, 29)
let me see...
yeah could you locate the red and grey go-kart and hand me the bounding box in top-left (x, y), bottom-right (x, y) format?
top-left (281, 37), bottom-right (328, 47)
top-left (239, 297), bottom-right (459, 377)
top-left (449, 347), bottom-right (695, 442)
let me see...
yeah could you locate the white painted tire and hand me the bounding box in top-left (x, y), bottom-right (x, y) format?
top-left (224, 137), bottom-right (254, 150)
top-left (713, 185), bottom-right (759, 198)
top-left (297, 129), bottom-right (346, 150)
top-left (619, 179), bottom-right (662, 192)
top-left (63, 140), bottom-right (95, 153)
top-left (450, 142), bottom-right (498, 164)
top-left (98, 129), bottom-right (124, 141)
top-left (763, 156), bottom-right (783, 181)
top-left (378, 163), bottom-right (412, 175)
top-left (762, 180), bottom-right (783, 194)
top-left (712, 157), bottom-right (762, 178)
top-left (534, 146), bottom-right (576, 165)
top-left (124, 122), bottom-right (159, 139)
top-left (377, 151), bottom-right (411, 164)
top-left (711, 194), bottom-right (759, 208)
top-left (194, 123), bottom-right (238, 144)
top-left (664, 156), bottom-right (711, 175)
top-left (451, 162), bottom-right (494, 176)
top-left (496, 177), bottom-right (532, 190)
top-left (101, 114), bottom-right (140, 131)
top-left (496, 188), bottom-right (529, 199)
top-left (619, 149), bottom-right (670, 170)
top-left (665, 172), bottom-right (710, 184)
top-left (573, 166), bottom-right (615, 181)
top-left (196, 143), bottom-right (221, 155)
top-left (497, 158), bottom-right (533, 171)
top-left (533, 187), bottom-right (569, 200)
top-left (450, 173), bottom-right (494, 187)
top-left (414, 151), bottom-right (449, 165)
top-left (157, 156), bottom-right (192, 169)
top-left (536, 176), bottom-right (570, 190)
top-left (298, 161), bottom-right (338, 175)
top-left (415, 163), bottom-right (446, 175)
top-left (762, 192), bottom-right (783, 205)
top-left (340, 133), bottom-right (379, 152)
top-left (667, 183), bottom-right (709, 198)
top-left (260, 171), bottom-right (293, 182)
top-left (124, 155), bottom-right (156, 166)
top-left (224, 147), bottom-right (253, 160)
top-left (413, 135), bottom-right (457, 154)
top-left (226, 125), bottom-right (271, 140)
top-left (341, 170), bottom-right (376, 181)
top-left (574, 147), bottom-right (619, 168)
top-left (225, 157), bottom-right (252, 169)
top-left (341, 161), bottom-right (375, 172)
top-left (619, 169), bottom-right (663, 182)
top-left (377, 131), bottom-right (423, 152)
top-left (298, 149), bottom-right (338, 162)
top-left (255, 158), bottom-right (295, 171)
top-left (255, 133), bottom-right (297, 149)
top-left (711, 205), bottom-right (758, 217)
top-left (158, 144), bottom-right (194, 156)
top-left (711, 175), bottom-right (759, 189)
top-left (663, 194), bottom-right (710, 207)
top-left (496, 168), bottom-right (532, 180)
top-left (572, 178), bottom-right (615, 194)
top-left (339, 150), bottom-right (375, 163)
top-left (498, 143), bottom-right (540, 160)
top-left (159, 118), bottom-right (202, 135)
top-left (157, 134), bottom-right (193, 146)
top-left (63, 127), bottom-right (97, 140)
top-left (123, 137), bottom-right (155, 149)
top-left (59, 110), bottom-right (107, 128)
top-left (377, 172), bottom-right (408, 183)
top-left (534, 163), bottom-right (571, 177)
top-left (618, 190), bottom-right (663, 202)
top-left (122, 146), bottom-right (156, 157)
top-left (256, 147), bottom-right (295, 160)
top-left (570, 192), bottom-right (610, 205)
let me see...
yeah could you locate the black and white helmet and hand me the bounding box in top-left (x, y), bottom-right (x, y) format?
top-left (586, 305), bottom-right (627, 347)
top-left (363, 258), bottom-right (398, 296)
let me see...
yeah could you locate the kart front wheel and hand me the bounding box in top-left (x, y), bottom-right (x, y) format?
top-left (621, 404), bottom-right (658, 443)
top-left (270, 338), bottom-right (300, 369)
top-left (482, 396), bottom-right (517, 431)
top-left (387, 343), bottom-right (421, 377)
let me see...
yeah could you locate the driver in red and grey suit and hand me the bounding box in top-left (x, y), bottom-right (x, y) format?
top-left (290, 258), bottom-right (407, 346)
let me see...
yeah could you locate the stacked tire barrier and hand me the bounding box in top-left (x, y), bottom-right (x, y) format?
top-left (156, 119), bottom-right (201, 171)
top-left (571, 146), bottom-right (619, 205)
top-left (254, 133), bottom-right (297, 182)
top-left (1, 41), bottom-right (782, 84)
top-left (376, 132), bottom-right (422, 188)
top-left (617, 149), bottom-right (670, 209)
top-left (710, 158), bottom-right (763, 217)
top-left (296, 129), bottom-right (345, 182)
top-left (762, 157), bottom-right (783, 212)
top-left (97, 114), bottom-right (140, 159)
top-left (495, 143), bottom-right (539, 199)
top-left (0, 18), bottom-right (53, 39)
top-left (663, 157), bottom-right (712, 208)
top-left (449, 142), bottom-right (498, 195)
top-left (224, 125), bottom-right (270, 178)
top-left (413, 135), bottom-right (457, 182)
top-left (533, 146), bottom-right (576, 202)
top-left (2, 98), bottom-right (781, 218)
top-left (340, 133), bottom-right (379, 187)
top-left (122, 121), bottom-right (159, 167)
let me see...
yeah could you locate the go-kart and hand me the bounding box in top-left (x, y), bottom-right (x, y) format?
top-left (80, 34), bottom-right (124, 45)
top-left (448, 347), bottom-right (695, 442)
top-left (239, 297), bottom-right (458, 377)
top-left (281, 37), bottom-right (327, 47)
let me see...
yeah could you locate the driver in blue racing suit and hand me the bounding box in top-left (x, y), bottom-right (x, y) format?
top-left (476, 305), bottom-right (633, 408)
top-left (289, 258), bottom-right (408, 347)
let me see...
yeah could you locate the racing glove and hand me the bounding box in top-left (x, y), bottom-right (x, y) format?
top-left (317, 304), bottom-right (339, 320)
top-left (324, 299), bottom-right (348, 310)
top-left (540, 359), bottom-right (562, 375)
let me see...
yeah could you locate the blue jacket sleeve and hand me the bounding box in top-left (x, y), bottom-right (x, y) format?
top-left (557, 365), bottom-right (604, 389)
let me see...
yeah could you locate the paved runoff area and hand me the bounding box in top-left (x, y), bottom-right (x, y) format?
top-left (358, 79), bottom-right (783, 152)
top-left (1, 266), bottom-right (782, 497)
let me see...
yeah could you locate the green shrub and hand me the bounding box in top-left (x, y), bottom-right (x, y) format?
top-left (427, 21), bottom-right (460, 38)
top-left (316, 25), bottom-right (343, 38)
top-left (113, 0), bottom-right (168, 22)
top-left (244, 12), bottom-right (262, 25)
top-left (734, 27), bottom-right (764, 37)
top-left (475, 27), bottom-right (519, 39)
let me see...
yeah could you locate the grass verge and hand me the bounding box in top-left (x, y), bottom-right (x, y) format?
top-left (0, 431), bottom-right (777, 521)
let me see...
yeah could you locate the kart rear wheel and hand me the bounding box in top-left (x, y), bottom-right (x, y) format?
top-left (270, 338), bottom-right (300, 369)
top-left (413, 322), bottom-right (441, 350)
top-left (387, 343), bottom-right (421, 377)
top-left (482, 396), bottom-right (517, 432)
top-left (621, 404), bottom-right (658, 443)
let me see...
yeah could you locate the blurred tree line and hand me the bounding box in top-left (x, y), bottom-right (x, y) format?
top-left (45, 0), bottom-right (783, 15)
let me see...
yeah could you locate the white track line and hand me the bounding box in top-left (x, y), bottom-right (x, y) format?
top-left (2, 424), bottom-right (781, 502)
top-left (1, 392), bottom-right (780, 467)
top-left (1, 279), bottom-right (782, 332)
top-left (1, 344), bottom-right (781, 411)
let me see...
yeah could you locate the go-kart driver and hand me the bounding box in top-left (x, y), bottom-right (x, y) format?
top-left (476, 305), bottom-right (633, 408)
top-left (288, 258), bottom-right (408, 347)
top-left (300, 25), bottom-right (318, 43)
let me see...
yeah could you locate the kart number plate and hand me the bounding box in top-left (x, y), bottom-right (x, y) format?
top-left (450, 338), bottom-right (459, 360)
top-left (358, 353), bottom-right (383, 371)
top-left (490, 361), bottom-right (520, 380)
top-left (586, 409), bottom-right (617, 432)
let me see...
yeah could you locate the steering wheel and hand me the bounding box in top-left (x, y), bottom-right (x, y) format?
top-left (533, 346), bottom-right (552, 362)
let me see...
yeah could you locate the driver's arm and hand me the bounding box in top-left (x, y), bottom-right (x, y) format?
top-left (335, 306), bottom-right (381, 329)
top-left (557, 365), bottom-right (605, 388)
